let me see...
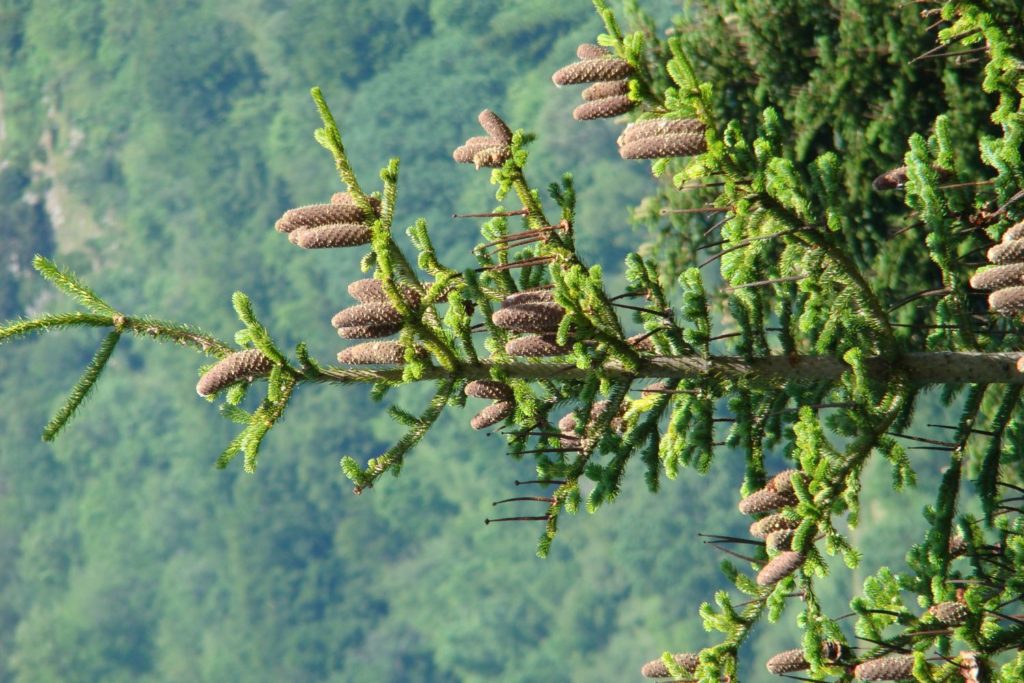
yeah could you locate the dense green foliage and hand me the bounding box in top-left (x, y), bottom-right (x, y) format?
top-left (2, 1), bottom-right (1023, 682)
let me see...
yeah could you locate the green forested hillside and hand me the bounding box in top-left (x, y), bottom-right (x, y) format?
top-left (0, 2), bottom-right (938, 681)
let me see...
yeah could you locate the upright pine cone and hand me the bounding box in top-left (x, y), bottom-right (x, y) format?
top-left (738, 486), bottom-right (798, 515)
top-left (464, 380), bottom-right (513, 401)
top-left (618, 118), bottom-right (705, 146)
top-left (505, 334), bottom-right (570, 357)
top-left (928, 601), bottom-right (968, 625)
top-left (196, 349), bottom-right (273, 397)
top-left (330, 192), bottom-right (381, 215)
top-left (502, 288), bottom-right (555, 307)
top-left (453, 110), bottom-right (512, 169)
top-left (988, 285), bottom-right (1024, 315)
top-left (573, 95), bottom-right (634, 121)
top-left (346, 278), bottom-right (421, 307)
top-left (756, 551), bottom-right (804, 586)
top-left (576, 43), bottom-right (609, 60)
top-left (288, 223), bottom-right (372, 249)
top-left (986, 239), bottom-right (1024, 265)
top-left (336, 323), bottom-right (403, 340)
top-left (749, 513), bottom-right (799, 539)
top-left (478, 109), bottom-right (512, 145)
top-left (968, 263), bottom-right (1024, 290)
top-left (765, 648), bottom-right (809, 675)
top-left (619, 132), bottom-right (707, 160)
top-left (582, 80), bottom-right (629, 101)
top-left (769, 469), bottom-right (804, 495)
top-left (552, 56), bottom-right (633, 86)
top-left (492, 302), bottom-right (565, 333)
top-left (337, 341), bottom-right (407, 365)
top-left (765, 528), bottom-right (794, 551)
top-left (331, 302), bottom-right (403, 330)
top-left (470, 400), bottom-right (513, 430)
top-left (1002, 219), bottom-right (1024, 243)
top-left (274, 202), bottom-right (369, 233)
top-left (871, 166), bottom-right (909, 191)
top-left (453, 136), bottom-right (502, 164)
top-left (853, 655), bottom-right (915, 681)
top-left (640, 652), bottom-right (700, 678)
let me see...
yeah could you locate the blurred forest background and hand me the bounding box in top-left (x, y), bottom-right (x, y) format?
top-left (0, 1), bottom-right (943, 681)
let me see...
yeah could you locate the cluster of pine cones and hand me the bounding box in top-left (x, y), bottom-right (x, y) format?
top-left (492, 288), bottom-right (571, 357)
top-left (552, 43), bottom-right (635, 121)
top-left (452, 109), bottom-right (513, 169)
top-left (273, 191), bottom-right (379, 249)
top-left (552, 43), bottom-right (707, 162)
top-left (737, 469), bottom-right (804, 586)
top-left (635, 466), bottom-right (978, 680)
top-left (970, 219), bottom-right (1024, 319)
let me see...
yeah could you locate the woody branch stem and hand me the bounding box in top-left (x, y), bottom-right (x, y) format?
top-left (319, 352), bottom-right (1024, 386)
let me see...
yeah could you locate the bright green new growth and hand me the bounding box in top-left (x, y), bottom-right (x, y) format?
top-left (2, 0), bottom-right (1024, 680)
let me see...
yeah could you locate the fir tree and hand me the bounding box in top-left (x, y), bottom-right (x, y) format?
top-left (3, 1), bottom-right (1024, 680)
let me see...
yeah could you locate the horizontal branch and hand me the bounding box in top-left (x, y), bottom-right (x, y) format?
top-left (319, 351), bottom-right (1024, 386)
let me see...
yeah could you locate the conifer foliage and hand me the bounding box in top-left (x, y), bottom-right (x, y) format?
top-left (2, 0), bottom-right (1024, 680)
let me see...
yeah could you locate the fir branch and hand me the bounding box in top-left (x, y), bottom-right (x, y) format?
top-left (0, 312), bottom-right (114, 344)
top-left (32, 255), bottom-right (118, 317)
top-left (42, 330), bottom-right (121, 441)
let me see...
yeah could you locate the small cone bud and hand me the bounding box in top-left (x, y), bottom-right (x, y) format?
top-left (969, 263), bottom-right (1024, 290)
top-left (275, 203), bottom-right (369, 233)
top-left (928, 601), bottom-right (968, 625)
top-left (196, 349), bottom-right (273, 397)
top-left (872, 166), bottom-right (909, 191)
top-left (582, 80), bottom-right (630, 101)
top-left (640, 653), bottom-right (700, 678)
top-left (289, 223), bottom-right (372, 248)
top-left (821, 641), bottom-right (846, 663)
top-left (618, 118), bottom-right (705, 146)
top-left (739, 486), bottom-right (798, 515)
top-left (505, 334), bottom-right (570, 357)
top-left (473, 146), bottom-right (511, 169)
top-left (756, 551), bottom-right (804, 586)
top-left (765, 528), bottom-right (794, 551)
top-left (336, 323), bottom-right (403, 339)
top-left (464, 380), bottom-right (513, 401)
top-left (619, 132), bottom-right (707, 160)
top-left (576, 43), bottom-right (609, 60)
top-left (337, 341), bottom-right (407, 364)
top-left (853, 655), bottom-right (915, 681)
top-left (573, 95), bottom-right (634, 120)
top-left (626, 333), bottom-right (657, 353)
top-left (1002, 220), bottom-right (1024, 243)
top-left (949, 535), bottom-right (967, 557)
top-left (346, 278), bottom-right (421, 306)
top-left (331, 302), bottom-right (403, 329)
top-left (959, 651), bottom-right (981, 683)
top-left (558, 412), bottom-right (577, 434)
top-left (749, 513), bottom-right (799, 539)
top-left (552, 57), bottom-right (633, 86)
top-left (769, 468), bottom-right (803, 494)
top-left (470, 400), bottom-right (513, 430)
top-left (988, 285), bottom-right (1024, 315)
top-left (492, 302), bottom-right (565, 333)
top-left (986, 239), bottom-right (1024, 264)
top-left (502, 288), bottom-right (555, 308)
top-left (640, 381), bottom-right (668, 397)
top-left (478, 109), bottom-right (512, 144)
top-left (766, 648), bottom-right (809, 675)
